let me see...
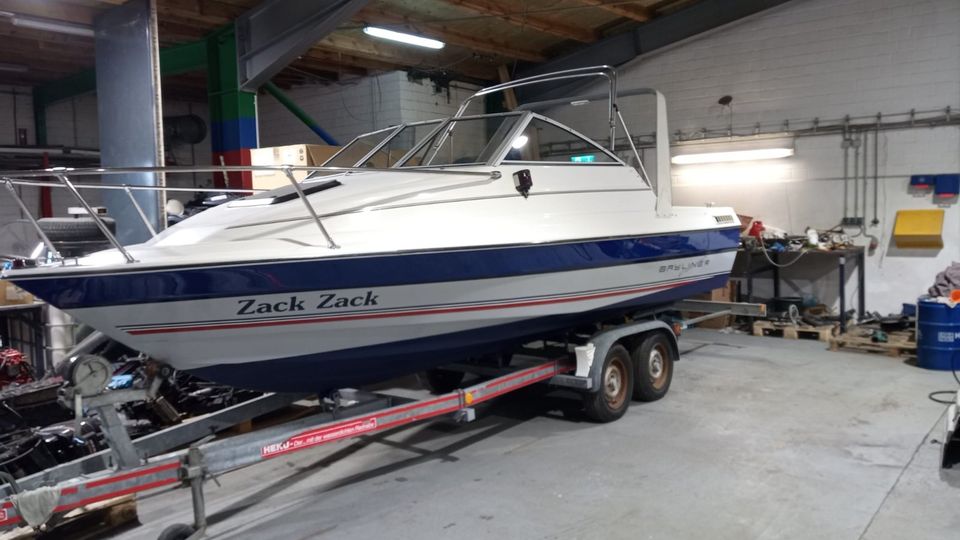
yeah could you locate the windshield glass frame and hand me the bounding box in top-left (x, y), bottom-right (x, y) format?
top-left (320, 125), bottom-right (400, 168)
top-left (321, 110), bottom-right (627, 170)
top-left (492, 112), bottom-right (626, 167)
top-left (395, 111), bottom-right (529, 168)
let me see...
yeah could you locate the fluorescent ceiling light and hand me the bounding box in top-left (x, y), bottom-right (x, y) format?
top-left (672, 134), bottom-right (795, 165)
top-left (672, 148), bottom-right (794, 165)
top-left (511, 135), bottom-right (529, 149)
top-left (363, 26), bottom-right (444, 49)
top-left (12, 15), bottom-right (94, 37)
top-left (0, 62), bottom-right (27, 73)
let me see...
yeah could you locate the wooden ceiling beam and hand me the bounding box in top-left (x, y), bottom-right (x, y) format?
top-left (292, 56), bottom-right (367, 79)
top-left (443, 0), bottom-right (596, 43)
top-left (0, 0), bottom-right (99, 24)
top-left (578, 0), bottom-right (652, 22)
top-left (355, 7), bottom-right (546, 63)
top-left (318, 33), bottom-right (497, 80)
top-left (304, 47), bottom-right (404, 74)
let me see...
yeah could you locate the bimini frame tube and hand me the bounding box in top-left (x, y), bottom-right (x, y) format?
top-left (454, 65), bottom-right (619, 152)
top-left (517, 86), bottom-right (673, 217)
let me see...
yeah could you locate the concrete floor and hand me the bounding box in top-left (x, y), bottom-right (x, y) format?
top-left (111, 329), bottom-right (959, 540)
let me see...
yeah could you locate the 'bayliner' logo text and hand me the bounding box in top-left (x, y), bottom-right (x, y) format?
top-left (237, 291), bottom-right (379, 315)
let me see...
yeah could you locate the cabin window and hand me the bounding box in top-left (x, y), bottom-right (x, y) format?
top-left (504, 118), bottom-right (616, 164)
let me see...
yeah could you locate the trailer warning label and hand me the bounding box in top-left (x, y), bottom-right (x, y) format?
top-left (261, 418), bottom-right (378, 458)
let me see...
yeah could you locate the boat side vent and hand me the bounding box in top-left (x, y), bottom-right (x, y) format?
top-left (714, 215), bottom-right (735, 224)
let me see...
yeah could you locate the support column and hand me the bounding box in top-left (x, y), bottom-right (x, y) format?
top-left (208, 25), bottom-right (257, 190)
top-left (94, 0), bottom-right (164, 244)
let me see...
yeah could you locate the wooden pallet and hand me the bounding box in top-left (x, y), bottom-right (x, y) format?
top-left (752, 320), bottom-right (837, 341)
top-left (829, 332), bottom-right (917, 358)
top-left (0, 495), bottom-right (137, 540)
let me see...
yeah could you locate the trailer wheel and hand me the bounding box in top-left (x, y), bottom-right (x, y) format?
top-left (157, 523), bottom-right (196, 540)
top-left (631, 332), bottom-right (674, 402)
top-left (418, 368), bottom-right (465, 394)
top-left (582, 344), bottom-right (633, 423)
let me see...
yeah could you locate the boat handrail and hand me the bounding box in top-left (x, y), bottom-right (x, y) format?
top-left (0, 165), bottom-right (502, 265)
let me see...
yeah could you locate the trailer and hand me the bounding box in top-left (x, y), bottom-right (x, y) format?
top-left (0, 301), bottom-right (763, 539)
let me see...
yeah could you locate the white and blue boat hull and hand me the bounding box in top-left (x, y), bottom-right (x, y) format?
top-left (13, 230), bottom-right (737, 392)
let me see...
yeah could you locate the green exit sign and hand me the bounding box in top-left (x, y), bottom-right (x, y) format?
top-left (570, 154), bottom-right (596, 163)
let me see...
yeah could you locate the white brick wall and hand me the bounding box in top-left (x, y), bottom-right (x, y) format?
top-left (258, 72), bottom-right (482, 147)
top-left (258, 72), bottom-right (405, 147)
top-left (603, 0), bottom-right (960, 314)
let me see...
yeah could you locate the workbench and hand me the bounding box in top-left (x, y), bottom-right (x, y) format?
top-left (734, 247), bottom-right (866, 333)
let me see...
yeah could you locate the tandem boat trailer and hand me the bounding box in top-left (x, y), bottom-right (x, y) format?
top-left (0, 299), bottom-right (764, 539)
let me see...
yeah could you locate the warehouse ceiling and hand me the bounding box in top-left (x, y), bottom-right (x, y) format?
top-left (0, 0), bottom-right (705, 92)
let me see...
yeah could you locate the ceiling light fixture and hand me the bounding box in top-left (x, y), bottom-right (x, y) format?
top-left (11, 14), bottom-right (94, 37)
top-left (672, 148), bottom-right (794, 165)
top-left (511, 135), bottom-right (529, 149)
top-left (362, 26), bottom-right (444, 50)
top-left (671, 135), bottom-right (795, 165)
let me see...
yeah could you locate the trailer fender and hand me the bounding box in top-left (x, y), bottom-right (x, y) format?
top-left (577, 320), bottom-right (678, 393)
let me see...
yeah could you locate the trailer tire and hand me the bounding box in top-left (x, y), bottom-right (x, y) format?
top-left (582, 344), bottom-right (633, 423)
top-left (157, 523), bottom-right (196, 540)
top-left (631, 332), bottom-right (674, 402)
top-left (418, 368), bottom-right (464, 394)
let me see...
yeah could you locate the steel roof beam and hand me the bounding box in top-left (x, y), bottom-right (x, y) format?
top-left (235, 0), bottom-right (370, 92)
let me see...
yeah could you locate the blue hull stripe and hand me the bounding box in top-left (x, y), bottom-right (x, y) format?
top-left (187, 273), bottom-right (730, 393)
top-left (12, 228), bottom-right (739, 310)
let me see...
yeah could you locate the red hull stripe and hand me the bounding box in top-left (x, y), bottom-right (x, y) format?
top-left (127, 279), bottom-right (696, 336)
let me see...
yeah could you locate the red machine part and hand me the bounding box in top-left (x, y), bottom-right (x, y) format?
top-left (0, 347), bottom-right (34, 388)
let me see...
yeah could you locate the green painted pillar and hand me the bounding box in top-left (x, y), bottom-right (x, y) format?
top-left (207, 25), bottom-right (258, 189)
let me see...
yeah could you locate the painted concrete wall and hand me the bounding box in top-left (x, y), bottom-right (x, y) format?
top-left (551, 0), bottom-right (960, 314)
top-left (257, 72), bottom-right (482, 147)
top-left (0, 88), bottom-right (212, 230)
top-left (0, 86), bottom-right (40, 226)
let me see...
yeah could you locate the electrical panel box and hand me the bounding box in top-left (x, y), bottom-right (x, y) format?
top-left (893, 209), bottom-right (944, 248)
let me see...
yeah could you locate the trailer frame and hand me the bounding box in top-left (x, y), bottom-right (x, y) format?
top-left (0, 299), bottom-right (764, 538)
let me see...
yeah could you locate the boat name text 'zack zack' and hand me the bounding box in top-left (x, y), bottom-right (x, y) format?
top-left (236, 292), bottom-right (379, 315)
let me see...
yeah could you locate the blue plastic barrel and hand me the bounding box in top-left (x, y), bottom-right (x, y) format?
top-left (917, 298), bottom-right (960, 371)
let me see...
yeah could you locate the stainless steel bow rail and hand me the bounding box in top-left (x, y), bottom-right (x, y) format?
top-left (0, 357), bottom-right (573, 539)
top-left (0, 165), bottom-right (502, 259)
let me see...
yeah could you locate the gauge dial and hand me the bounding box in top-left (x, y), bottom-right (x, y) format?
top-left (70, 355), bottom-right (113, 397)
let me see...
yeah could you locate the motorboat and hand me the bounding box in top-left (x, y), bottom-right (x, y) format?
top-left (0, 67), bottom-right (740, 393)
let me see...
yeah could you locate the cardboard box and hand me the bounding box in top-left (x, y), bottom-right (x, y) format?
top-left (1, 280), bottom-right (34, 306)
top-left (250, 144), bottom-right (342, 190)
top-left (686, 281), bottom-right (737, 329)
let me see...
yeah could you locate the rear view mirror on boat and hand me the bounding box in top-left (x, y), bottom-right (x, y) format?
top-left (514, 169), bottom-right (532, 198)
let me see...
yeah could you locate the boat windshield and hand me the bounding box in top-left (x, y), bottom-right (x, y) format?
top-left (398, 114), bottom-right (521, 167)
top-left (322, 120), bottom-right (443, 169)
top-left (323, 128), bottom-right (394, 168)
